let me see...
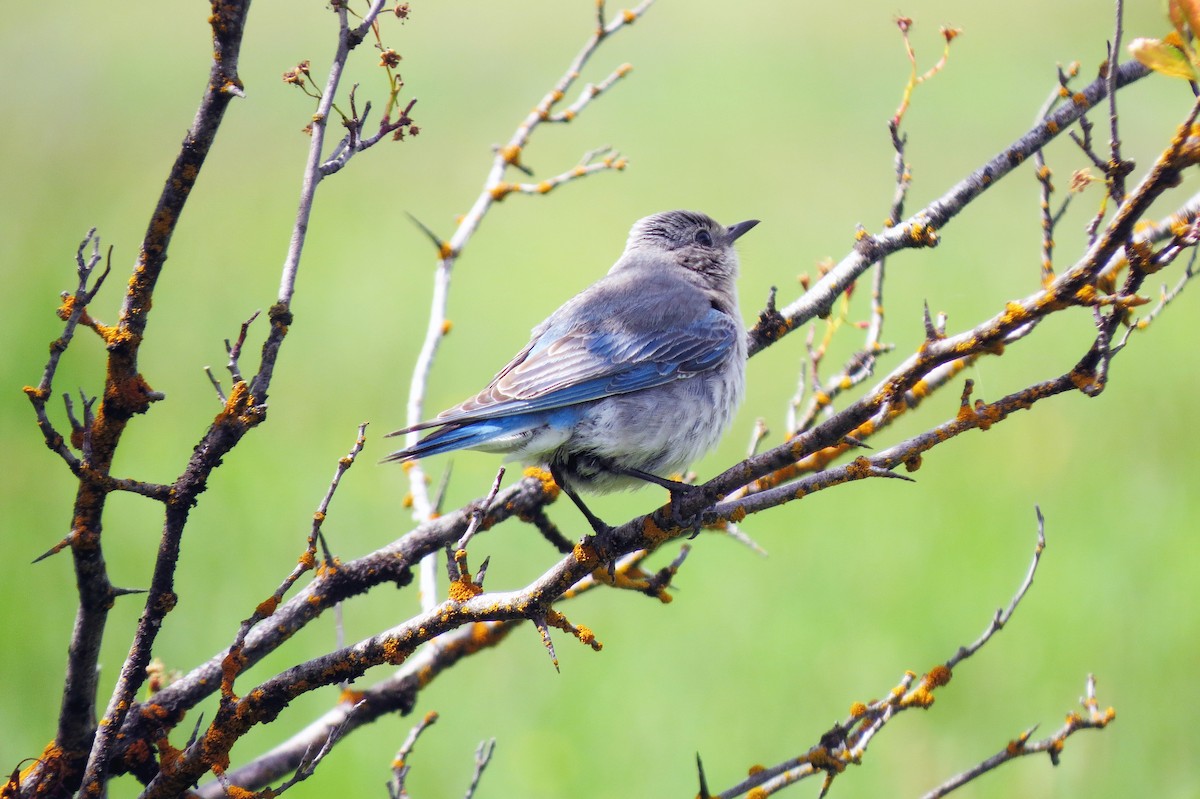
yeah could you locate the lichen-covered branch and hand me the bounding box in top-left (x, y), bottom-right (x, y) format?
top-left (17, 5), bottom-right (253, 795)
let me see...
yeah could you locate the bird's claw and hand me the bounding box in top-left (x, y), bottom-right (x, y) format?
top-left (667, 483), bottom-right (712, 538)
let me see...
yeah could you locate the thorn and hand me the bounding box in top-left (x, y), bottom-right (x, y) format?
top-left (33, 535), bottom-right (72, 563)
top-left (405, 212), bottom-right (451, 258)
top-left (532, 615), bottom-right (560, 672)
top-left (432, 463), bottom-right (453, 516)
top-left (111, 586), bottom-right (149, 598)
top-left (187, 712), bottom-right (206, 747)
top-left (721, 522), bottom-right (768, 556)
top-left (842, 435), bottom-right (872, 450)
top-left (870, 465), bottom-right (915, 482)
top-left (695, 753), bottom-right (711, 799)
top-left (922, 300), bottom-right (940, 340)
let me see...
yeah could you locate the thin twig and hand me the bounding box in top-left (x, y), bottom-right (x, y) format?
top-left (387, 711), bottom-right (439, 799)
top-left (715, 512), bottom-right (1067, 797)
top-left (920, 675), bottom-right (1115, 798)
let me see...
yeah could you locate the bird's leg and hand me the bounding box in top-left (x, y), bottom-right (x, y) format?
top-left (549, 461), bottom-right (619, 579)
top-left (549, 462), bottom-right (614, 538)
top-left (605, 464), bottom-right (713, 535)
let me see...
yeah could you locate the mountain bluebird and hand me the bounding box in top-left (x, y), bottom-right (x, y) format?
top-left (385, 210), bottom-right (758, 534)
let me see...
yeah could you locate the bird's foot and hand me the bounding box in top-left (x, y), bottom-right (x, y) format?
top-left (665, 483), bottom-right (715, 538)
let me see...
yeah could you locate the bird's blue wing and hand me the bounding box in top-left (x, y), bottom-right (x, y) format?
top-left (429, 305), bottom-right (739, 425)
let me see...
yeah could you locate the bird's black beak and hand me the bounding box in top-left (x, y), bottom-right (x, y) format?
top-left (725, 219), bottom-right (760, 242)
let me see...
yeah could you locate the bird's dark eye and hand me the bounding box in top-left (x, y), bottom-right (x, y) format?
top-left (694, 229), bottom-right (714, 247)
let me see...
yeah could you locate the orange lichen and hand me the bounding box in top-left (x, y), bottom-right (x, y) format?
top-left (903, 684), bottom-right (935, 708)
top-left (575, 624), bottom-right (600, 649)
top-left (448, 576), bottom-right (482, 602)
top-left (971, 399), bottom-right (1004, 431)
top-left (573, 540), bottom-right (599, 565)
top-left (849, 701), bottom-right (868, 718)
top-left (1073, 283), bottom-right (1099, 305)
top-left (499, 143), bottom-right (521, 165)
top-left (844, 456), bottom-right (873, 480)
top-left (140, 703), bottom-right (170, 721)
top-left (908, 222), bottom-right (939, 247)
top-left (382, 638), bottom-right (408, 665)
top-left (489, 182), bottom-right (514, 201)
top-left (998, 301), bottom-right (1028, 327)
top-left (470, 622), bottom-right (494, 645)
top-left (524, 465), bottom-right (560, 499)
top-left (17, 741), bottom-right (65, 784)
top-left (1069, 368), bottom-right (1101, 393)
top-left (806, 747), bottom-right (846, 773)
top-left (622, 9), bottom-right (637, 23)
top-left (220, 649), bottom-right (247, 696)
top-left (124, 737), bottom-right (153, 766)
top-left (339, 687), bottom-right (365, 705)
top-left (254, 596), bottom-right (279, 617)
top-left (156, 735), bottom-right (183, 771)
top-left (154, 591), bottom-right (178, 614)
top-left (747, 764), bottom-right (766, 776)
top-left (925, 664), bottom-right (952, 688)
top-left (642, 513), bottom-right (671, 545)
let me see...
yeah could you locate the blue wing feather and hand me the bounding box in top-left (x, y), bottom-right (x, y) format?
top-left (429, 305), bottom-right (738, 425)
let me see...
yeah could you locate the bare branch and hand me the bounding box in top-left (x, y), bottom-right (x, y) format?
top-left (711, 512), bottom-right (1094, 798)
top-left (920, 675), bottom-right (1116, 798)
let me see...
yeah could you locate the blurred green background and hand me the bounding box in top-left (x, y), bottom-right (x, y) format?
top-left (2, 1), bottom-right (1196, 797)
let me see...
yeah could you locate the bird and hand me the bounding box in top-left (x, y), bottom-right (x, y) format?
top-left (384, 210), bottom-right (759, 535)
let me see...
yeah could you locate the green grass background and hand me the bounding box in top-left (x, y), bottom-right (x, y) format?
top-left (2, 1), bottom-right (1197, 797)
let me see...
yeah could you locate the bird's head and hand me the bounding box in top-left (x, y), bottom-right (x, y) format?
top-left (622, 210), bottom-right (759, 289)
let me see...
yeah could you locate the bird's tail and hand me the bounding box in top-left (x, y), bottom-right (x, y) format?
top-left (381, 419), bottom-right (511, 463)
